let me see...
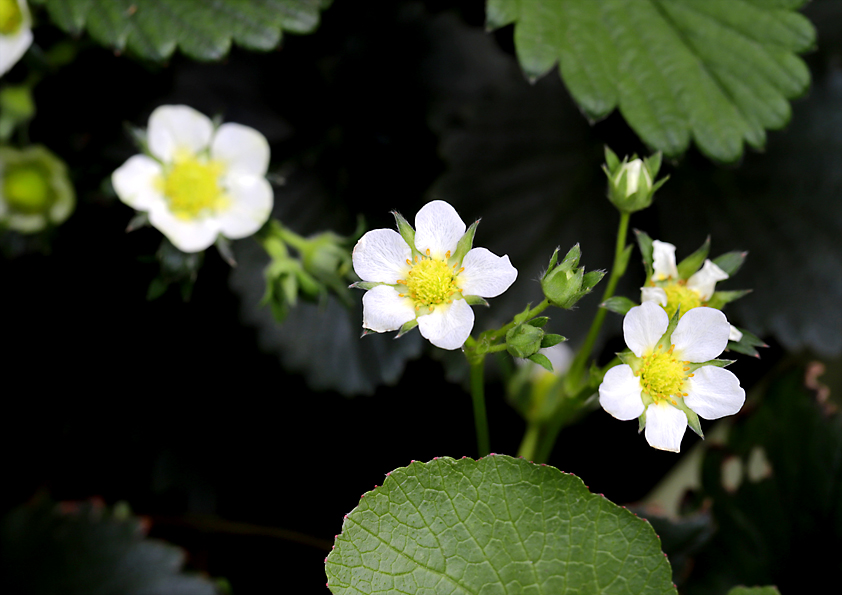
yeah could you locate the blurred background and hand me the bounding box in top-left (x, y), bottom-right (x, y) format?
top-left (2, 0), bottom-right (841, 593)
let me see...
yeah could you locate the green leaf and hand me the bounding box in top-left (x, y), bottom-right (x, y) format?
top-left (39, 0), bottom-right (331, 62)
top-left (601, 295), bottom-right (637, 315)
top-left (326, 456), bottom-right (677, 595)
top-left (488, 0), bottom-right (814, 162)
top-left (727, 588), bottom-right (781, 595)
top-left (1, 500), bottom-right (217, 595)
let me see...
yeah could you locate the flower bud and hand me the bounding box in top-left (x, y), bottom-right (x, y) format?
top-left (506, 323), bottom-right (544, 359)
top-left (541, 245), bottom-right (605, 309)
top-left (603, 147), bottom-right (667, 214)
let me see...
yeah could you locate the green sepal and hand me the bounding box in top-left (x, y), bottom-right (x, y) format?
top-left (673, 399), bottom-right (704, 439)
top-left (676, 236), bottom-right (711, 279)
top-left (527, 352), bottom-right (553, 372)
top-left (392, 210), bottom-right (420, 258)
top-left (582, 269), bottom-right (605, 291)
top-left (687, 359), bottom-right (735, 373)
top-left (734, 327), bottom-right (766, 348)
top-left (559, 243), bottom-right (581, 271)
top-left (528, 317), bottom-right (549, 328)
top-left (634, 229), bottom-right (655, 279)
top-left (655, 307), bottom-right (683, 352)
top-left (726, 338), bottom-right (761, 358)
top-left (545, 246), bottom-right (560, 273)
top-left (604, 146), bottom-right (621, 173)
top-left (512, 304), bottom-right (533, 325)
top-left (712, 251), bottom-right (748, 276)
top-left (349, 281), bottom-right (385, 291)
top-left (396, 318), bottom-right (418, 338)
top-left (638, 409), bottom-right (647, 433)
top-left (616, 243), bottom-right (633, 277)
top-left (126, 211), bottom-right (150, 232)
top-left (464, 294), bottom-right (489, 307)
top-left (601, 296), bottom-right (637, 315)
top-left (451, 219), bottom-right (479, 266)
top-left (618, 350), bottom-right (643, 374)
top-left (706, 289), bottom-right (752, 310)
top-left (215, 236), bottom-right (237, 267)
top-left (540, 334), bottom-right (566, 348)
top-left (643, 151), bottom-right (663, 179)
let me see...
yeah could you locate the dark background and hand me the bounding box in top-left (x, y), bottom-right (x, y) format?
top-left (2, 1), bottom-right (841, 593)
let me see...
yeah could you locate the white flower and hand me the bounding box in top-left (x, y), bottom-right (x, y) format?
top-left (642, 239), bottom-right (742, 341)
top-left (112, 105), bottom-right (273, 253)
top-left (352, 200), bottom-right (517, 350)
top-left (0, 0), bottom-right (32, 77)
top-left (599, 301), bottom-right (745, 452)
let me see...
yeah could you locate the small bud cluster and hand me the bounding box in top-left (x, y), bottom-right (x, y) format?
top-left (603, 147), bottom-right (668, 214)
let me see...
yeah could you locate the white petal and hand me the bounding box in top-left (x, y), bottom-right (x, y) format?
top-left (687, 259), bottom-right (729, 301)
top-left (644, 402), bottom-right (687, 452)
top-left (641, 286), bottom-right (667, 306)
top-left (0, 26), bottom-right (33, 77)
top-left (651, 240), bottom-right (678, 281)
top-left (729, 325), bottom-right (743, 342)
top-left (148, 204), bottom-right (220, 253)
top-left (413, 200), bottom-right (466, 260)
top-left (111, 155), bottom-right (165, 211)
top-left (671, 307), bottom-right (730, 362)
top-left (361, 285), bottom-right (416, 333)
top-left (599, 365), bottom-right (645, 420)
top-left (457, 247), bottom-right (517, 298)
top-left (417, 298), bottom-right (474, 350)
top-left (352, 228), bottom-right (411, 284)
top-left (623, 301), bottom-right (668, 357)
top-left (211, 123), bottom-right (270, 176)
top-left (147, 105), bottom-right (214, 162)
top-left (217, 173), bottom-right (273, 239)
top-left (684, 366), bottom-right (745, 420)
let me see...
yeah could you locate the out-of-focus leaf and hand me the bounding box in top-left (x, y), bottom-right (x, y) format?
top-left (326, 455), bottom-right (677, 595)
top-left (684, 367), bottom-right (842, 594)
top-left (727, 588), bottom-right (781, 595)
top-left (0, 500), bottom-right (217, 595)
top-left (35, 0), bottom-right (331, 61)
top-left (487, 0), bottom-right (814, 162)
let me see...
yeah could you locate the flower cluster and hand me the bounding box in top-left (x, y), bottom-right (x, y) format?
top-left (112, 105), bottom-right (273, 253)
top-left (0, 0), bottom-right (32, 77)
top-left (351, 200), bottom-right (517, 350)
top-left (642, 239), bottom-right (743, 341)
top-left (599, 301), bottom-right (745, 452)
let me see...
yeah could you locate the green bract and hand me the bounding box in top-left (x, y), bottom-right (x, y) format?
top-left (487, 0), bottom-right (814, 162)
top-left (0, 145), bottom-right (75, 233)
top-left (541, 244), bottom-right (605, 309)
top-left (326, 455), bottom-right (677, 595)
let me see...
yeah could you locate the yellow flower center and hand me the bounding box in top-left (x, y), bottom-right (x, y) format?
top-left (638, 344), bottom-right (691, 405)
top-left (0, 0), bottom-right (23, 35)
top-left (158, 154), bottom-right (227, 220)
top-left (3, 165), bottom-right (51, 213)
top-left (397, 251), bottom-right (462, 310)
top-left (662, 281), bottom-right (703, 319)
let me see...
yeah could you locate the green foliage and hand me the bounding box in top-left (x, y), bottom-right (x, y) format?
top-left (325, 455), bottom-right (677, 595)
top-left (727, 588), bottom-right (781, 595)
top-left (684, 368), bottom-right (842, 594)
top-left (35, 0), bottom-right (331, 61)
top-left (0, 500), bottom-right (217, 595)
top-left (487, 0), bottom-right (814, 162)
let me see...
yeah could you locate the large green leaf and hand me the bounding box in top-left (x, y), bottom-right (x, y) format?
top-left (326, 455), bottom-right (677, 594)
top-left (35, 0), bottom-right (331, 61)
top-left (486, 0), bottom-right (815, 162)
top-left (1, 500), bottom-right (218, 595)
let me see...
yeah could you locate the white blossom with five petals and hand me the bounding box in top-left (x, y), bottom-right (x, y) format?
top-left (112, 105), bottom-right (273, 253)
top-left (599, 301), bottom-right (745, 452)
top-left (352, 200), bottom-right (517, 350)
top-left (641, 239), bottom-right (743, 342)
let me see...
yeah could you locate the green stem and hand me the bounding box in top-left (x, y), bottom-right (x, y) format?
top-left (565, 211), bottom-right (630, 392)
top-left (517, 422), bottom-right (541, 461)
top-left (488, 298), bottom-right (551, 342)
top-left (470, 359), bottom-right (491, 457)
